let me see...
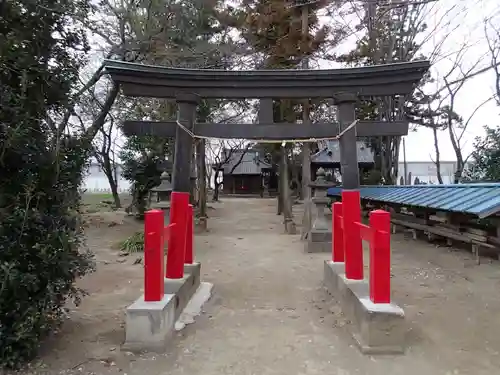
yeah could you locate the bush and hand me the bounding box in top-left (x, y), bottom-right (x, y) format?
top-left (0, 134), bottom-right (95, 368)
top-left (0, 0), bottom-right (94, 367)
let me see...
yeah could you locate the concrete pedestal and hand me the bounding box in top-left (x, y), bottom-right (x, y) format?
top-left (323, 260), bottom-right (406, 354)
top-left (305, 230), bottom-right (332, 253)
top-left (123, 262), bottom-right (202, 352)
top-left (184, 262), bottom-right (201, 292)
top-left (302, 168), bottom-right (335, 243)
top-left (164, 263), bottom-right (201, 322)
top-left (304, 195), bottom-right (332, 253)
top-left (123, 294), bottom-right (176, 352)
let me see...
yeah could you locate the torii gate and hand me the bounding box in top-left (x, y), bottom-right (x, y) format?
top-left (105, 59), bottom-right (429, 254)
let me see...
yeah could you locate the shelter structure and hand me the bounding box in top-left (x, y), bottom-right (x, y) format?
top-left (215, 149), bottom-right (272, 196)
top-left (311, 140), bottom-right (374, 182)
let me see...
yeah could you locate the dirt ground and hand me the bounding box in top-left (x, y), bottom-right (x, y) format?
top-left (17, 197), bottom-right (500, 375)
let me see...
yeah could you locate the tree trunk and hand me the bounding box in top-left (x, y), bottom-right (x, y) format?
top-left (433, 127), bottom-right (443, 184)
top-left (196, 139), bottom-right (207, 229)
top-left (212, 186), bottom-right (218, 201)
top-left (212, 183), bottom-right (220, 201)
top-left (102, 159), bottom-right (121, 208)
top-left (300, 7), bottom-right (312, 202)
top-left (281, 146), bottom-right (296, 234)
top-left (212, 167), bottom-right (222, 201)
top-left (109, 177), bottom-right (121, 208)
top-left (277, 180), bottom-right (283, 215)
top-left (448, 124), bottom-right (464, 183)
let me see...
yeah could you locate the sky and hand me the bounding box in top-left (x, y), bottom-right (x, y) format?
top-left (87, 0), bottom-right (500, 164)
top-left (317, 0), bottom-right (500, 162)
top-left (403, 0), bottom-right (499, 162)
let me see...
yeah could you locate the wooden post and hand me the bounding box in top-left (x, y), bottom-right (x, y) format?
top-left (342, 190), bottom-right (363, 280)
top-left (185, 204), bottom-right (194, 264)
top-left (369, 210), bottom-right (391, 303)
top-left (332, 202), bottom-right (344, 262)
top-left (144, 209), bottom-right (164, 302)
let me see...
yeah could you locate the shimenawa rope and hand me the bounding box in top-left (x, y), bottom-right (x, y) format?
top-left (174, 118), bottom-right (359, 145)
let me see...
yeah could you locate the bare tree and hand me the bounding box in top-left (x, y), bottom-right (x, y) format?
top-left (73, 0), bottom-right (238, 200)
top-left (440, 87), bottom-right (493, 182)
top-left (485, 19), bottom-right (500, 106)
top-left (325, 0), bottom-right (498, 184)
top-left (93, 119), bottom-right (122, 207)
top-left (438, 47), bottom-right (493, 182)
top-left (207, 140), bottom-right (252, 201)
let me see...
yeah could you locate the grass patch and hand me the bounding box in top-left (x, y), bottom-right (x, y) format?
top-left (119, 231), bottom-right (144, 253)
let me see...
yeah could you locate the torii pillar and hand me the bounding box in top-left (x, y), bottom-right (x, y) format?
top-left (167, 94), bottom-right (199, 279)
top-left (334, 93), bottom-right (363, 280)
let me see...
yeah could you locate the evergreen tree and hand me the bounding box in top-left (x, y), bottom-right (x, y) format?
top-left (463, 125), bottom-right (500, 182)
top-left (0, 0), bottom-right (94, 367)
top-left (118, 0), bottom-right (237, 216)
top-left (230, 0), bottom-right (330, 226)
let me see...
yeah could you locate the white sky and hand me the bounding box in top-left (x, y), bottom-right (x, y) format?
top-left (404, 0), bottom-right (500, 162)
top-left (88, 0), bottom-right (500, 164)
top-left (317, 0), bottom-right (500, 162)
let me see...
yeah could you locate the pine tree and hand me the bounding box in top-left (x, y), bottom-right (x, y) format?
top-left (229, 0), bottom-right (330, 230)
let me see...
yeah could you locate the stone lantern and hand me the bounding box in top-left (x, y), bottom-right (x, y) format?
top-left (303, 168), bottom-right (334, 253)
top-left (150, 171), bottom-right (173, 206)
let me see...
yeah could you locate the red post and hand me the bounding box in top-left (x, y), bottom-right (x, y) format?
top-left (342, 190), bottom-right (363, 280)
top-left (144, 209), bottom-right (165, 302)
top-left (185, 204), bottom-right (194, 264)
top-left (166, 191), bottom-right (189, 279)
top-left (369, 210), bottom-right (391, 303)
top-left (332, 202), bottom-right (344, 262)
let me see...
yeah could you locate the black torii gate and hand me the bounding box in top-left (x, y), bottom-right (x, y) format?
top-left (105, 60), bottom-right (429, 258)
top-left (105, 59), bottom-right (428, 195)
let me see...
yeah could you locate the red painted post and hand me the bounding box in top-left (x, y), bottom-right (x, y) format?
top-left (341, 190), bottom-right (363, 280)
top-left (166, 191), bottom-right (189, 279)
top-left (369, 210), bottom-right (391, 303)
top-left (144, 209), bottom-right (165, 302)
top-left (332, 202), bottom-right (344, 262)
top-left (185, 204), bottom-right (194, 264)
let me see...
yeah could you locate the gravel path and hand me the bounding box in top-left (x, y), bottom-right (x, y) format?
top-left (23, 197), bottom-right (500, 375)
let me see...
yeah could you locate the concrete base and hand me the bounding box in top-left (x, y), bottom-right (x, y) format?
top-left (123, 263), bottom-right (202, 352)
top-left (123, 294), bottom-right (176, 352)
top-left (285, 220), bottom-right (297, 235)
top-left (304, 229), bottom-right (332, 253)
top-left (323, 260), bottom-right (406, 354)
top-left (196, 216), bottom-right (208, 232)
top-left (175, 282), bottom-right (213, 331)
top-left (164, 264), bottom-right (201, 322)
top-left (184, 263), bottom-right (201, 289)
top-left (184, 262), bottom-right (201, 305)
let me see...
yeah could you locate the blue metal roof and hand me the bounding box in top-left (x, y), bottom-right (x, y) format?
top-left (327, 184), bottom-right (500, 219)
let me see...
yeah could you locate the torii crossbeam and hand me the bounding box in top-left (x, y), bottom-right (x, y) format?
top-left (122, 120), bottom-right (409, 140)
